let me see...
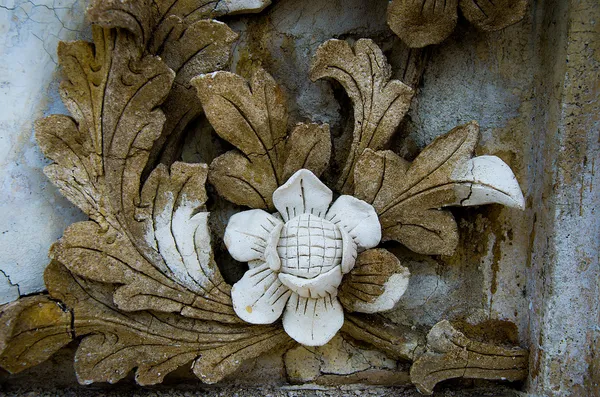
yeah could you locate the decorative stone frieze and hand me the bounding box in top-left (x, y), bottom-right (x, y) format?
top-left (0, 0), bottom-right (531, 392)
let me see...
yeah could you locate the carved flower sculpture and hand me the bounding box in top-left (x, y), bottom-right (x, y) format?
top-left (225, 169), bottom-right (383, 346)
top-left (387, 0), bottom-right (528, 48)
top-left (0, 3), bottom-right (528, 391)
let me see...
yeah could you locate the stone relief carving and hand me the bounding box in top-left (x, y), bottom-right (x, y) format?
top-left (410, 320), bottom-right (528, 395)
top-left (226, 169), bottom-right (390, 346)
top-left (0, 0), bottom-right (529, 393)
top-left (387, 0), bottom-right (528, 48)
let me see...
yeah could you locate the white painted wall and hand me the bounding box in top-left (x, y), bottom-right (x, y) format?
top-left (0, 0), bottom-right (89, 304)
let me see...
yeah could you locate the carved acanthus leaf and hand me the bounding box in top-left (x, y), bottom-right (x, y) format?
top-left (50, 202), bottom-right (237, 323)
top-left (342, 313), bottom-right (426, 362)
top-left (36, 28), bottom-right (114, 226)
top-left (459, 0), bottom-right (528, 32)
top-left (87, 0), bottom-right (262, 179)
top-left (87, 0), bottom-right (270, 49)
top-left (146, 20), bottom-right (239, 174)
top-left (41, 261), bottom-right (291, 385)
top-left (354, 121), bottom-right (525, 256)
top-left (386, 0), bottom-right (527, 48)
top-left (410, 320), bottom-right (528, 395)
top-left (0, 295), bottom-right (73, 374)
top-left (310, 39), bottom-right (414, 194)
top-left (282, 123), bottom-right (331, 182)
top-left (38, 28), bottom-right (236, 322)
top-left (192, 69), bottom-right (331, 210)
top-left (339, 249), bottom-right (410, 314)
top-left (387, 0), bottom-right (459, 48)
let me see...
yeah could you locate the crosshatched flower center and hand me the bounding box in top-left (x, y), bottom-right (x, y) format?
top-left (277, 213), bottom-right (343, 279)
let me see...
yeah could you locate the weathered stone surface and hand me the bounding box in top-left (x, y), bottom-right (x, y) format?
top-left (387, 0), bottom-right (459, 48)
top-left (0, 0), bottom-right (90, 305)
top-left (0, 295), bottom-right (72, 373)
top-left (526, 0), bottom-right (600, 395)
top-left (6, 0), bottom-right (592, 394)
top-left (354, 121), bottom-right (524, 256)
top-left (341, 313), bottom-right (426, 362)
top-left (86, 0), bottom-right (270, 49)
top-left (459, 0), bottom-right (528, 32)
top-left (387, 0), bottom-right (527, 48)
top-left (282, 123), bottom-right (331, 181)
top-left (42, 261), bottom-right (293, 385)
top-left (82, 0), bottom-right (265, 179)
top-left (410, 320), bottom-right (528, 395)
top-left (284, 334), bottom-right (406, 386)
top-left (1, 3), bottom-right (294, 385)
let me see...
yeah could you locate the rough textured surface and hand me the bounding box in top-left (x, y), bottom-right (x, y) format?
top-left (387, 0), bottom-right (527, 48)
top-left (0, 385), bottom-right (524, 396)
top-left (338, 249), bottom-right (410, 314)
top-left (310, 39), bottom-right (414, 193)
top-left (0, 0), bottom-right (597, 395)
top-left (1, 0), bottom-right (297, 386)
top-left (525, 0), bottom-right (600, 395)
top-left (410, 320), bottom-right (528, 395)
top-left (193, 69), bottom-right (331, 210)
top-left (387, 0), bottom-right (459, 48)
top-left (284, 334), bottom-right (405, 385)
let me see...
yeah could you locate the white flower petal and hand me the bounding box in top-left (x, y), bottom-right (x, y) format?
top-left (451, 155), bottom-right (525, 210)
top-left (326, 195), bottom-right (381, 250)
top-left (231, 263), bottom-right (291, 324)
top-left (273, 169), bottom-right (333, 221)
top-left (282, 292), bottom-right (344, 346)
top-left (278, 266), bottom-right (343, 298)
top-left (224, 209), bottom-right (283, 263)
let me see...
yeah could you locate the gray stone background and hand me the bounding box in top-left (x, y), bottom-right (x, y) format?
top-left (0, 0), bottom-right (598, 395)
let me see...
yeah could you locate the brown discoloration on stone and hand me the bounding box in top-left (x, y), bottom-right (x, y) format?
top-left (1, 0), bottom-right (536, 390)
top-left (14, 8), bottom-right (292, 383)
top-left (146, 20), bottom-right (239, 175)
top-left (453, 319), bottom-right (520, 346)
top-left (410, 320), bottom-right (528, 395)
top-left (387, 0), bottom-right (459, 48)
top-left (86, 0), bottom-right (268, 49)
top-left (0, 295), bottom-right (72, 374)
top-left (387, 0), bottom-right (527, 48)
top-left (37, 26), bottom-right (238, 324)
top-left (459, 0), bottom-right (527, 32)
top-left (283, 123), bottom-right (331, 182)
top-left (310, 39), bottom-right (414, 194)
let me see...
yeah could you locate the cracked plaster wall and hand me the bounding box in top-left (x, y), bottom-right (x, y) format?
top-left (0, 0), bottom-right (89, 304)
